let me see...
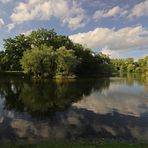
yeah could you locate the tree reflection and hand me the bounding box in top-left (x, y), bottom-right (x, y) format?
top-left (0, 77), bottom-right (24, 112)
top-left (118, 73), bottom-right (147, 86)
top-left (0, 77), bottom-right (110, 118)
top-left (0, 76), bottom-right (148, 141)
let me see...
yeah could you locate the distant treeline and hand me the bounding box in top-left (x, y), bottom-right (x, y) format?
top-left (0, 28), bottom-right (147, 78)
top-left (112, 57), bottom-right (148, 74)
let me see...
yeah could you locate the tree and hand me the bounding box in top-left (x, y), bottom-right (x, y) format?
top-left (111, 59), bottom-right (126, 72)
top-left (29, 28), bottom-right (57, 48)
top-left (20, 45), bottom-right (56, 78)
top-left (29, 28), bottom-right (74, 50)
top-left (3, 34), bottom-right (31, 70)
top-left (126, 58), bottom-right (134, 65)
top-left (144, 56), bottom-right (148, 68)
top-left (2, 28), bottom-right (75, 71)
top-left (3, 28), bottom-right (144, 77)
top-left (127, 64), bottom-right (135, 73)
top-left (55, 46), bottom-right (78, 76)
top-left (0, 51), bottom-right (5, 71)
top-left (120, 65), bottom-right (126, 73)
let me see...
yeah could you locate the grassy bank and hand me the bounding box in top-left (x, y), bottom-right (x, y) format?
top-left (0, 142), bottom-right (148, 148)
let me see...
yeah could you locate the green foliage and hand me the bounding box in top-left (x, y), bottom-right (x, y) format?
top-left (29, 28), bottom-right (56, 47)
top-left (1, 29), bottom-right (74, 72)
top-left (3, 34), bottom-right (31, 70)
top-left (0, 28), bottom-right (127, 78)
top-left (20, 45), bottom-right (56, 78)
top-left (127, 64), bottom-right (135, 73)
top-left (126, 58), bottom-right (134, 65)
top-left (55, 46), bottom-right (78, 76)
top-left (1, 28), bottom-right (147, 77)
top-left (0, 51), bottom-right (5, 71)
top-left (111, 56), bottom-right (148, 75)
top-left (134, 67), bottom-right (141, 73)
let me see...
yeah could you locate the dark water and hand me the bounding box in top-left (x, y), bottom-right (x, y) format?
top-left (0, 75), bottom-right (148, 142)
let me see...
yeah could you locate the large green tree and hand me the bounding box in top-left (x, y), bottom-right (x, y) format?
top-left (2, 28), bottom-right (74, 71)
top-left (3, 34), bottom-right (31, 70)
top-left (20, 45), bottom-right (56, 78)
top-left (55, 46), bottom-right (78, 76)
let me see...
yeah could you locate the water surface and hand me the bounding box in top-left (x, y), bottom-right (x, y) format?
top-left (0, 75), bottom-right (148, 142)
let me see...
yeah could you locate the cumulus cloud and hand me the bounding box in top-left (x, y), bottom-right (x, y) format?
top-left (93, 1), bottom-right (148, 21)
top-left (128, 0), bottom-right (148, 18)
top-left (69, 26), bottom-right (148, 51)
top-left (7, 23), bottom-right (15, 31)
top-left (93, 6), bottom-right (127, 21)
top-left (10, 0), bottom-right (87, 30)
top-left (0, 0), bottom-right (12, 3)
top-left (0, 18), bottom-right (4, 26)
top-left (100, 47), bottom-right (121, 58)
top-left (93, 0), bottom-right (148, 21)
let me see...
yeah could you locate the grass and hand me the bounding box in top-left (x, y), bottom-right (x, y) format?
top-left (0, 141), bottom-right (148, 148)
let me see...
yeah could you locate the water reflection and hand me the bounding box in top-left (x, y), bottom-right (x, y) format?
top-left (0, 75), bottom-right (148, 142)
top-left (74, 80), bottom-right (148, 116)
top-left (0, 77), bottom-right (109, 118)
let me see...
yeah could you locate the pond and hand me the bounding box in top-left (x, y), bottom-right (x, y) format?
top-left (0, 74), bottom-right (148, 142)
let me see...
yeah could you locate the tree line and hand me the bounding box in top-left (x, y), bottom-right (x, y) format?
top-left (111, 57), bottom-right (148, 74)
top-left (0, 28), bottom-right (113, 78)
top-left (0, 28), bottom-right (147, 78)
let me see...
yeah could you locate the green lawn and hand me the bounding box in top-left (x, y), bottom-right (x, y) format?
top-left (0, 142), bottom-right (148, 148)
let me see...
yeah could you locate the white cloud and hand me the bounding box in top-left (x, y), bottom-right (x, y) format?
top-left (92, 1), bottom-right (148, 21)
top-left (104, 6), bottom-right (122, 17)
top-left (7, 23), bottom-right (15, 31)
top-left (69, 26), bottom-right (148, 51)
top-left (128, 0), bottom-right (148, 18)
top-left (10, 0), bottom-right (87, 30)
top-left (0, 18), bottom-right (4, 26)
top-left (93, 6), bottom-right (127, 21)
top-left (0, 0), bottom-right (12, 3)
top-left (101, 47), bottom-right (121, 58)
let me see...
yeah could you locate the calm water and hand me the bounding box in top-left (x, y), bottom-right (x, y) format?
top-left (0, 75), bottom-right (148, 142)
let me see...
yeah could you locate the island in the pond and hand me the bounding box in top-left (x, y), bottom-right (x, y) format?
top-left (0, 28), bottom-right (148, 80)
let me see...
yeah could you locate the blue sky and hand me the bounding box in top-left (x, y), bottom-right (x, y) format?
top-left (0, 0), bottom-right (148, 59)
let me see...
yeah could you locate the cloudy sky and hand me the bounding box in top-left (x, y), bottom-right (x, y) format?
top-left (0, 0), bottom-right (148, 58)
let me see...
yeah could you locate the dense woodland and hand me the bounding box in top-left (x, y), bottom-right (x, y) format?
top-left (0, 28), bottom-right (148, 78)
top-left (112, 57), bottom-right (148, 74)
